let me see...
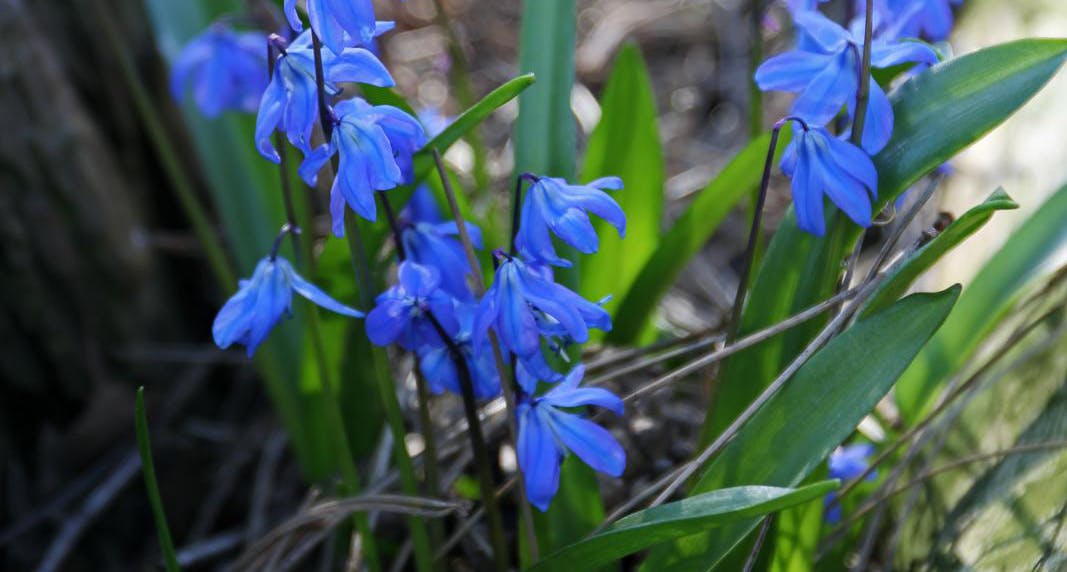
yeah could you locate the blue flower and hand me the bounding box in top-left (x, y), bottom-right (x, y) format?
top-left (780, 125), bottom-right (878, 236)
top-left (213, 256), bottom-right (362, 357)
top-left (283, 0), bottom-right (381, 54)
top-left (365, 262), bottom-right (459, 351)
top-left (868, 0), bottom-right (963, 41)
top-left (515, 176), bottom-right (626, 267)
top-left (400, 187), bottom-right (483, 301)
top-left (255, 31), bottom-right (394, 161)
top-left (755, 10), bottom-right (938, 152)
top-left (472, 254), bottom-right (611, 362)
top-left (171, 23), bottom-right (268, 117)
top-left (825, 443), bottom-right (877, 523)
top-left (417, 304), bottom-right (500, 399)
top-left (298, 98), bottom-right (426, 233)
top-left (517, 365), bottom-right (625, 511)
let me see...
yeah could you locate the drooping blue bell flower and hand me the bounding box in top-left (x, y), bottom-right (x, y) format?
top-left (298, 98), bottom-right (426, 233)
top-left (472, 254), bottom-right (611, 361)
top-left (213, 256), bottom-right (363, 357)
top-left (365, 262), bottom-right (459, 351)
top-left (255, 31), bottom-right (395, 161)
top-left (515, 176), bottom-right (626, 268)
top-left (171, 23), bottom-right (268, 117)
top-left (417, 304), bottom-right (501, 399)
top-left (283, 0), bottom-right (380, 54)
top-left (780, 124), bottom-right (878, 236)
top-left (517, 365), bottom-right (625, 511)
top-left (755, 10), bottom-right (938, 153)
top-left (400, 186), bottom-right (483, 301)
top-left (824, 443), bottom-right (877, 523)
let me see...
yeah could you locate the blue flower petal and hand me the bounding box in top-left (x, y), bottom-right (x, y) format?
top-left (327, 48), bottom-right (395, 87)
top-left (792, 10), bottom-right (851, 53)
top-left (755, 50), bottom-right (834, 92)
top-left (792, 51), bottom-right (857, 126)
top-left (285, 261), bottom-right (364, 317)
top-left (518, 404), bottom-right (562, 512)
top-left (547, 409), bottom-right (626, 478)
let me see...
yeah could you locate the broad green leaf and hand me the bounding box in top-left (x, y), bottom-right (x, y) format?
top-left (702, 39), bottom-right (1067, 446)
top-left (768, 472), bottom-right (827, 572)
top-left (643, 286), bottom-right (961, 570)
top-left (580, 44), bottom-right (664, 335)
top-left (896, 182), bottom-right (1067, 422)
top-left (608, 128), bottom-right (792, 344)
top-left (530, 482), bottom-right (838, 572)
top-left (861, 188), bottom-right (1019, 317)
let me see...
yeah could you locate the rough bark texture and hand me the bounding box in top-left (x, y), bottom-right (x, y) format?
top-left (0, 0), bottom-right (180, 436)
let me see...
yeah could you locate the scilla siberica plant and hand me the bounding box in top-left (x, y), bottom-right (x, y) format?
top-left (159, 0), bottom-right (1067, 568)
top-left (176, 0), bottom-right (629, 544)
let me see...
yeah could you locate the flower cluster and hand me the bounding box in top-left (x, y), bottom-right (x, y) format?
top-left (365, 174), bottom-right (630, 510)
top-left (183, 1), bottom-right (628, 514)
top-left (756, 2), bottom-right (950, 235)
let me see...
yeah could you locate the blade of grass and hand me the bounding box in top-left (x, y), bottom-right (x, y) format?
top-left (134, 388), bottom-right (181, 572)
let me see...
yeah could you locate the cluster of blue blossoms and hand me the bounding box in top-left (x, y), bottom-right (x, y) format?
top-left (761, 0), bottom-right (951, 235)
top-left (172, 1), bottom-right (626, 511)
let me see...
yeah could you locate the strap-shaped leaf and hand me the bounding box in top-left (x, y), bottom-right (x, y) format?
top-left (861, 188), bottom-right (1019, 317)
top-left (530, 481), bottom-right (838, 572)
top-left (642, 286), bottom-right (960, 570)
top-left (579, 44), bottom-right (664, 335)
top-left (896, 182), bottom-right (1067, 421)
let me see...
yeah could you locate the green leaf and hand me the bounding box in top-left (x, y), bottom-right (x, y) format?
top-left (643, 286), bottom-right (961, 570)
top-left (608, 127), bottom-right (792, 344)
top-left (861, 188), bottom-right (1019, 317)
top-left (896, 182), bottom-right (1067, 422)
top-left (135, 388), bottom-right (181, 572)
top-left (530, 482), bottom-right (838, 572)
top-left (579, 44), bottom-right (664, 334)
top-left (702, 38), bottom-right (1067, 446)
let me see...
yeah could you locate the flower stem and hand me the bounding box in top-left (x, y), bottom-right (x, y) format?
top-left (726, 120), bottom-right (786, 341)
top-left (850, 0), bottom-right (875, 147)
top-left (268, 39), bottom-right (383, 572)
top-left (432, 149), bottom-right (541, 561)
top-left (309, 31), bottom-right (433, 572)
top-left (376, 181), bottom-right (511, 570)
top-left (426, 315), bottom-right (512, 571)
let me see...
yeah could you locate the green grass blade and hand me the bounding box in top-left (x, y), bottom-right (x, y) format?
top-left (702, 38), bottom-right (1067, 446)
top-left (608, 127), bottom-right (792, 344)
top-left (862, 188), bottom-right (1019, 318)
top-left (579, 44), bottom-right (664, 338)
top-left (530, 481), bottom-right (838, 572)
top-left (134, 388), bottom-right (181, 572)
top-left (895, 182), bottom-right (1067, 422)
top-left (642, 286), bottom-right (961, 570)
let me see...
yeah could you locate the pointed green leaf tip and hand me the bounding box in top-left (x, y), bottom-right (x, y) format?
top-left (135, 388), bottom-right (182, 572)
top-left (530, 481), bottom-right (838, 571)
